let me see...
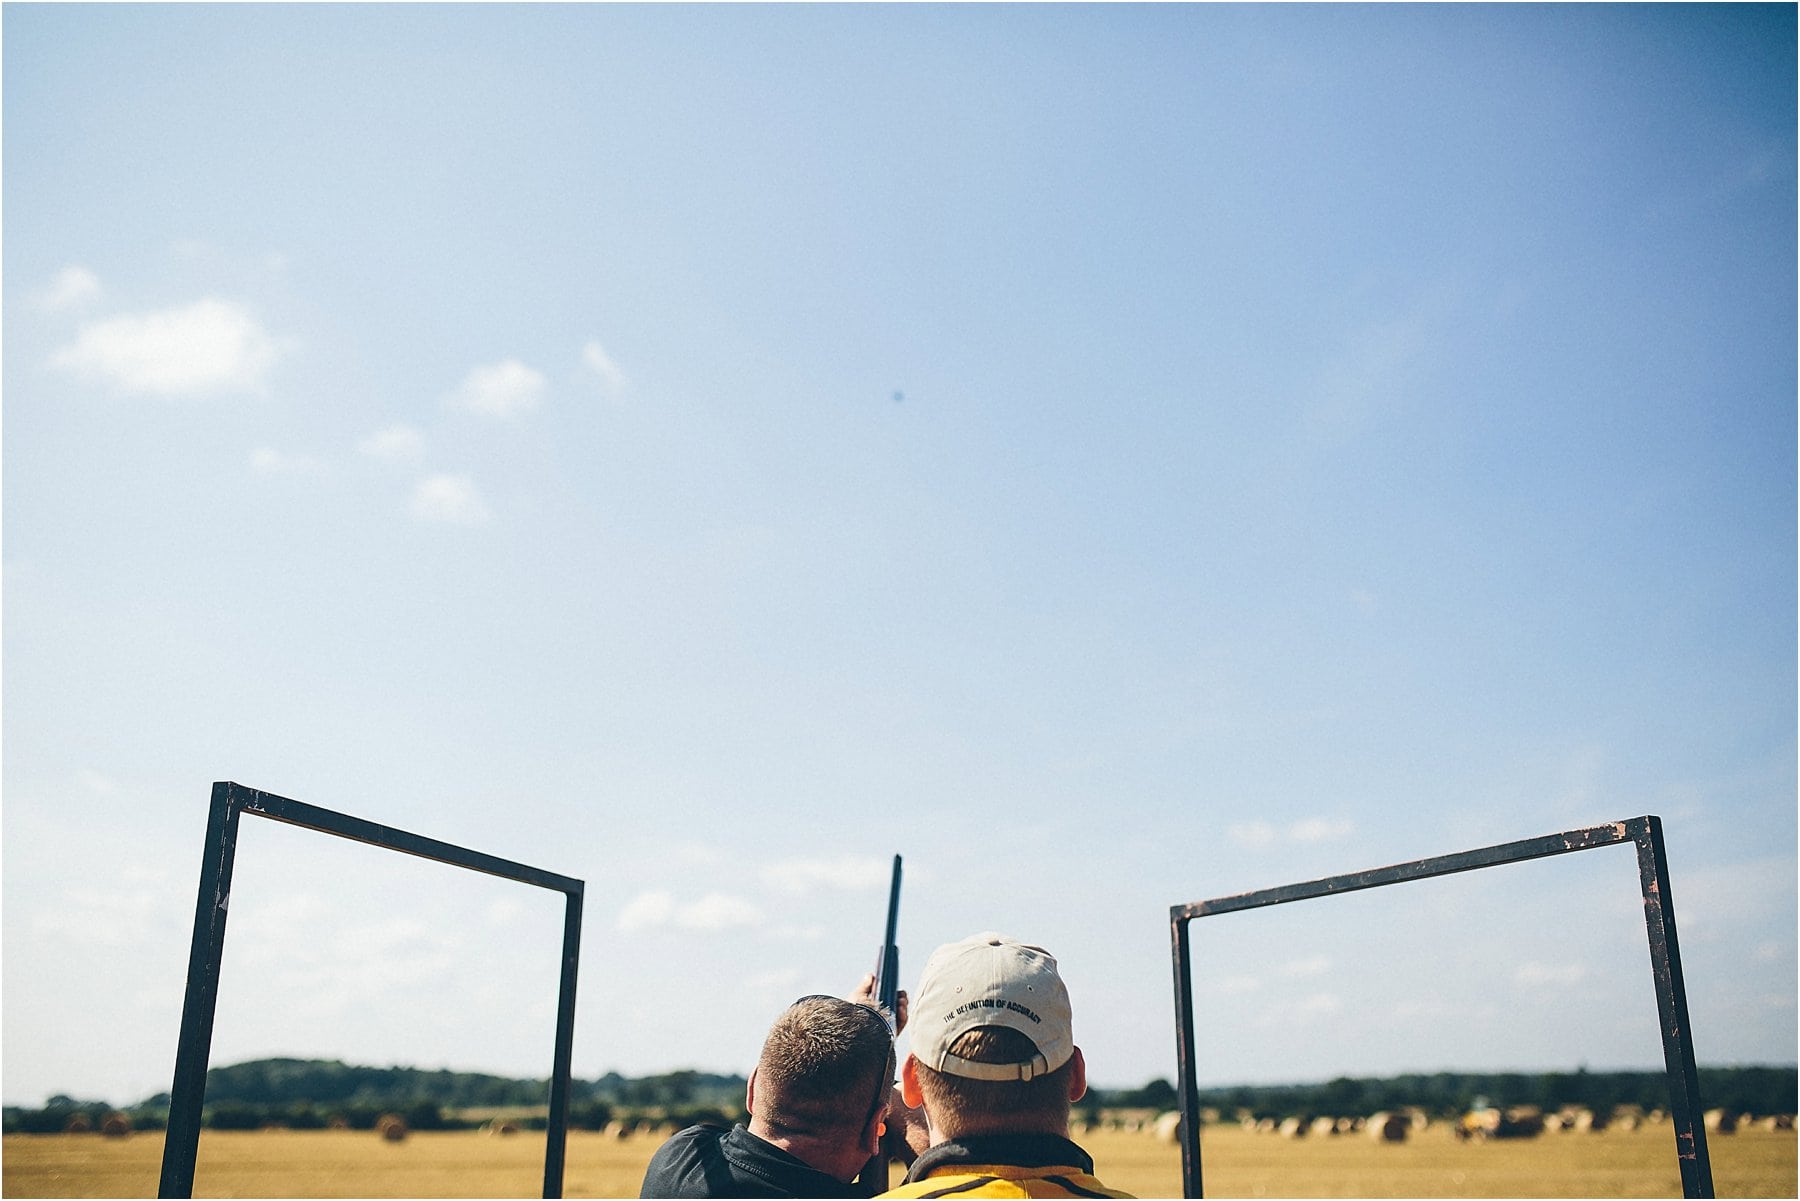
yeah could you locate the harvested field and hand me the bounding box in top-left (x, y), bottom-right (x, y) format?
top-left (3, 1123), bottom-right (1794, 1198)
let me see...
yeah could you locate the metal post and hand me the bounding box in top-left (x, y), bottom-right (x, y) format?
top-left (1169, 816), bottom-right (1712, 1199)
top-left (159, 782), bottom-right (243, 1197)
top-left (1632, 816), bottom-right (1713, 1198)
top-left (160, 782), bottom-right (585, 1198)
top-left (1170, 910), bottom-right (1203, 1198)
top-left (543, 886), bottom-right (584, 1198)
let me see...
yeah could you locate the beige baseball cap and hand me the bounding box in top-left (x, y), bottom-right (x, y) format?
top-left (910, 932), bottom-right (1074, 1082)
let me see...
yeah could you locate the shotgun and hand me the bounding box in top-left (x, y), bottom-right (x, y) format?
top-left (856, 854), bottom-right (903, 1194)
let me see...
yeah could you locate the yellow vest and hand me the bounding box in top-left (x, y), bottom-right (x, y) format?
top-left (878, 1134), bottom-right (1133, 1199)
top-left (880, 1162), bottom-right (1133, 1198)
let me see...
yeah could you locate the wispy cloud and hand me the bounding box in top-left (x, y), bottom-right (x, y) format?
top-left (582, 339), bottom-right (626, 395)
top-left (356, 424), bottom-right (426, 463)
top-left (37, 265), bottom-right (102, 312)
top-left (1513, 961), bottom-right (1588, 988)
top-left (51, 298), bottom-right (286, 397)
top-left (1252, 991), bottom-right (1344, 1027)
top-left (448, 359), bottom-right (546, 418)
top-left (32, 884), bottom-right (170, 949)
top-left (250, 447), bottom-right (328, 476)
top-left (745, 968), bottom-right (803, 994)
top-left (485, 898), bottom-right (528, 928)
top-left (761, 855), bottom-right (891, 896)
top-left (1228, 821), bottom-right (1278, 848)
top-left (1306, 309), bottom-right (1431, 441)
top-left (618, 890), bottom-right (676, 932)
top-left (410, 474), bottom-right (491, 525)
top-left (1228, 817), bottom-right (1354, 847)
top-left (676, 893), bottom-right (765, 931)
top-left (76, 768), bottom-right (119, 797)
top-left (618, 889), bottom-right (764, 933)
top-left (674, 844), bottom-right (728, 868)
top-left (1281, 955), bottom-right (1332, 978)
top-left (1290, 818), bottom-right (1354, 843)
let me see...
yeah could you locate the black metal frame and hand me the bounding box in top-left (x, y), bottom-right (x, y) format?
top-left (1169, 815), bottom-right (1711, 1198)
top-left (158, 781), bottom-right (585, 1198)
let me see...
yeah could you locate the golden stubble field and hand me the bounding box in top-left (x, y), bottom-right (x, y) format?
top-left (3, 1125), bottom-right (1795, 1198)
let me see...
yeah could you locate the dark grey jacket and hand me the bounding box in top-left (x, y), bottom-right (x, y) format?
top-left (640, 1123), bottom-right (852, 1198)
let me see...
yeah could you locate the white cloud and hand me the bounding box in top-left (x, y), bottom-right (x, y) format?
top-left (745, 968), bottom-right (804, 993)
top-left (761, 855), bottom-right (891, 896)
top-left (619, 890), bottom-right (676, 933)
top-left (676, 893), bottom-right (764, 931)
top-left (409, 474), bottom-right (492, 526)
top-left (1228, 821), bottom-right (1278, 848)
top-left (32, 885), bottom-right (170, 949)
top-left (1253, 991), bottom-right (1344, 1028)
top-left (250, 447), bottom-right (327, 476)
top-left (1289, 817), bottom-right (1354, 843)
top-left (356, 424), bottom-right (426, 462)
top-left (485, 898), bottom-right (528, 928)
top-left (51, 298), bottom-right (285, 397)
top-left (617, 889), bottom-right (764, 933)
top-left (448, 359), bottom-right (546, 417)
top-left (76, 768), bottom-right (119, 797)
top-left (582, 340), bottom-right (626, 394)
top-left (37, 265), bottom-right (102, 312)
top-left (1513, 961), bottom-right (1588, 988)
top-left (1229, 819), bottom-right (1352, 847)
top-left (1292, 992), bottom-right (1343, 1018)
top-left (1281, 955), bottom-right (1332, 978)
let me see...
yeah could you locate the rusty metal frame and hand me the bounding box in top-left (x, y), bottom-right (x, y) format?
top-left (158, 782), bottom-right (585, 1198)
top-left (1169, 815), bottom-right (1711, 1198)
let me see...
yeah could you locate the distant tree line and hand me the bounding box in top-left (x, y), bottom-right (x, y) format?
top-left (3, 1059), bottom-right (750, 1135)
top-left (7, 1059), bottom-right (1792, 1134)
top-left (1078, 1066), bottom-right (1798, 1122)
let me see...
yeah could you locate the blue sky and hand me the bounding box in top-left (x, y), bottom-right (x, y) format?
top-left (4, 4), bottom-right (1794, 1110)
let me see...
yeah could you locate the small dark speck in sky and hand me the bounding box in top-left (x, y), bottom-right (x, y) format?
top-left (892, 391), bottom-right (905, 403)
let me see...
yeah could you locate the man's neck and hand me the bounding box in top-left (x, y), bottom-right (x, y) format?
top-left (928, 1119), bottom-right (1071, 1145)
top-left (746, 1117), bottom-right (861, 1183)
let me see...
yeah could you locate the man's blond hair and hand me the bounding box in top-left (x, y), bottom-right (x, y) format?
top-left (912, 1026), bottom-right (1074, 1135)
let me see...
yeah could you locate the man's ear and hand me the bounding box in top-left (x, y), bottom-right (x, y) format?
top-left (900, 1054), bottom-right (925, 1108)
top-left (861, 1097), bottom-right (890, 1157)
top-left (1067, 1047), bottom-right (1088, 1104)
top-left (745, 1067), bottom-right (758, 1116)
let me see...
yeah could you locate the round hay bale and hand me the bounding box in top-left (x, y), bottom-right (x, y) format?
top-left (1308, 1116), bottom-right (1338, 1138)
top-left (63, 1113), bottom-right (93, 1134)
top-left (326, 1116), bottom-right (351, 1130)
top-left (1704, 1109), bottom-right (1737, 1134)
top-left (376, 1113), bottom-right (409, 1142)
top-left (604, 1119), bottom-right (632, 1140)
top-left (1152, 1112), bottom-right (1183, 1142)
top-left (1277, 1116), bottom-right (1307, 1139)
top-left (100, 1113), bottom-right (132, 1138)
top-left (1368, 1112), bottom-right (1409, 1142)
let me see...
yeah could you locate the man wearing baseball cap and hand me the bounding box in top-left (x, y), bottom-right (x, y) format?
top-left (880, 933), bottom-right (1133, 1198)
